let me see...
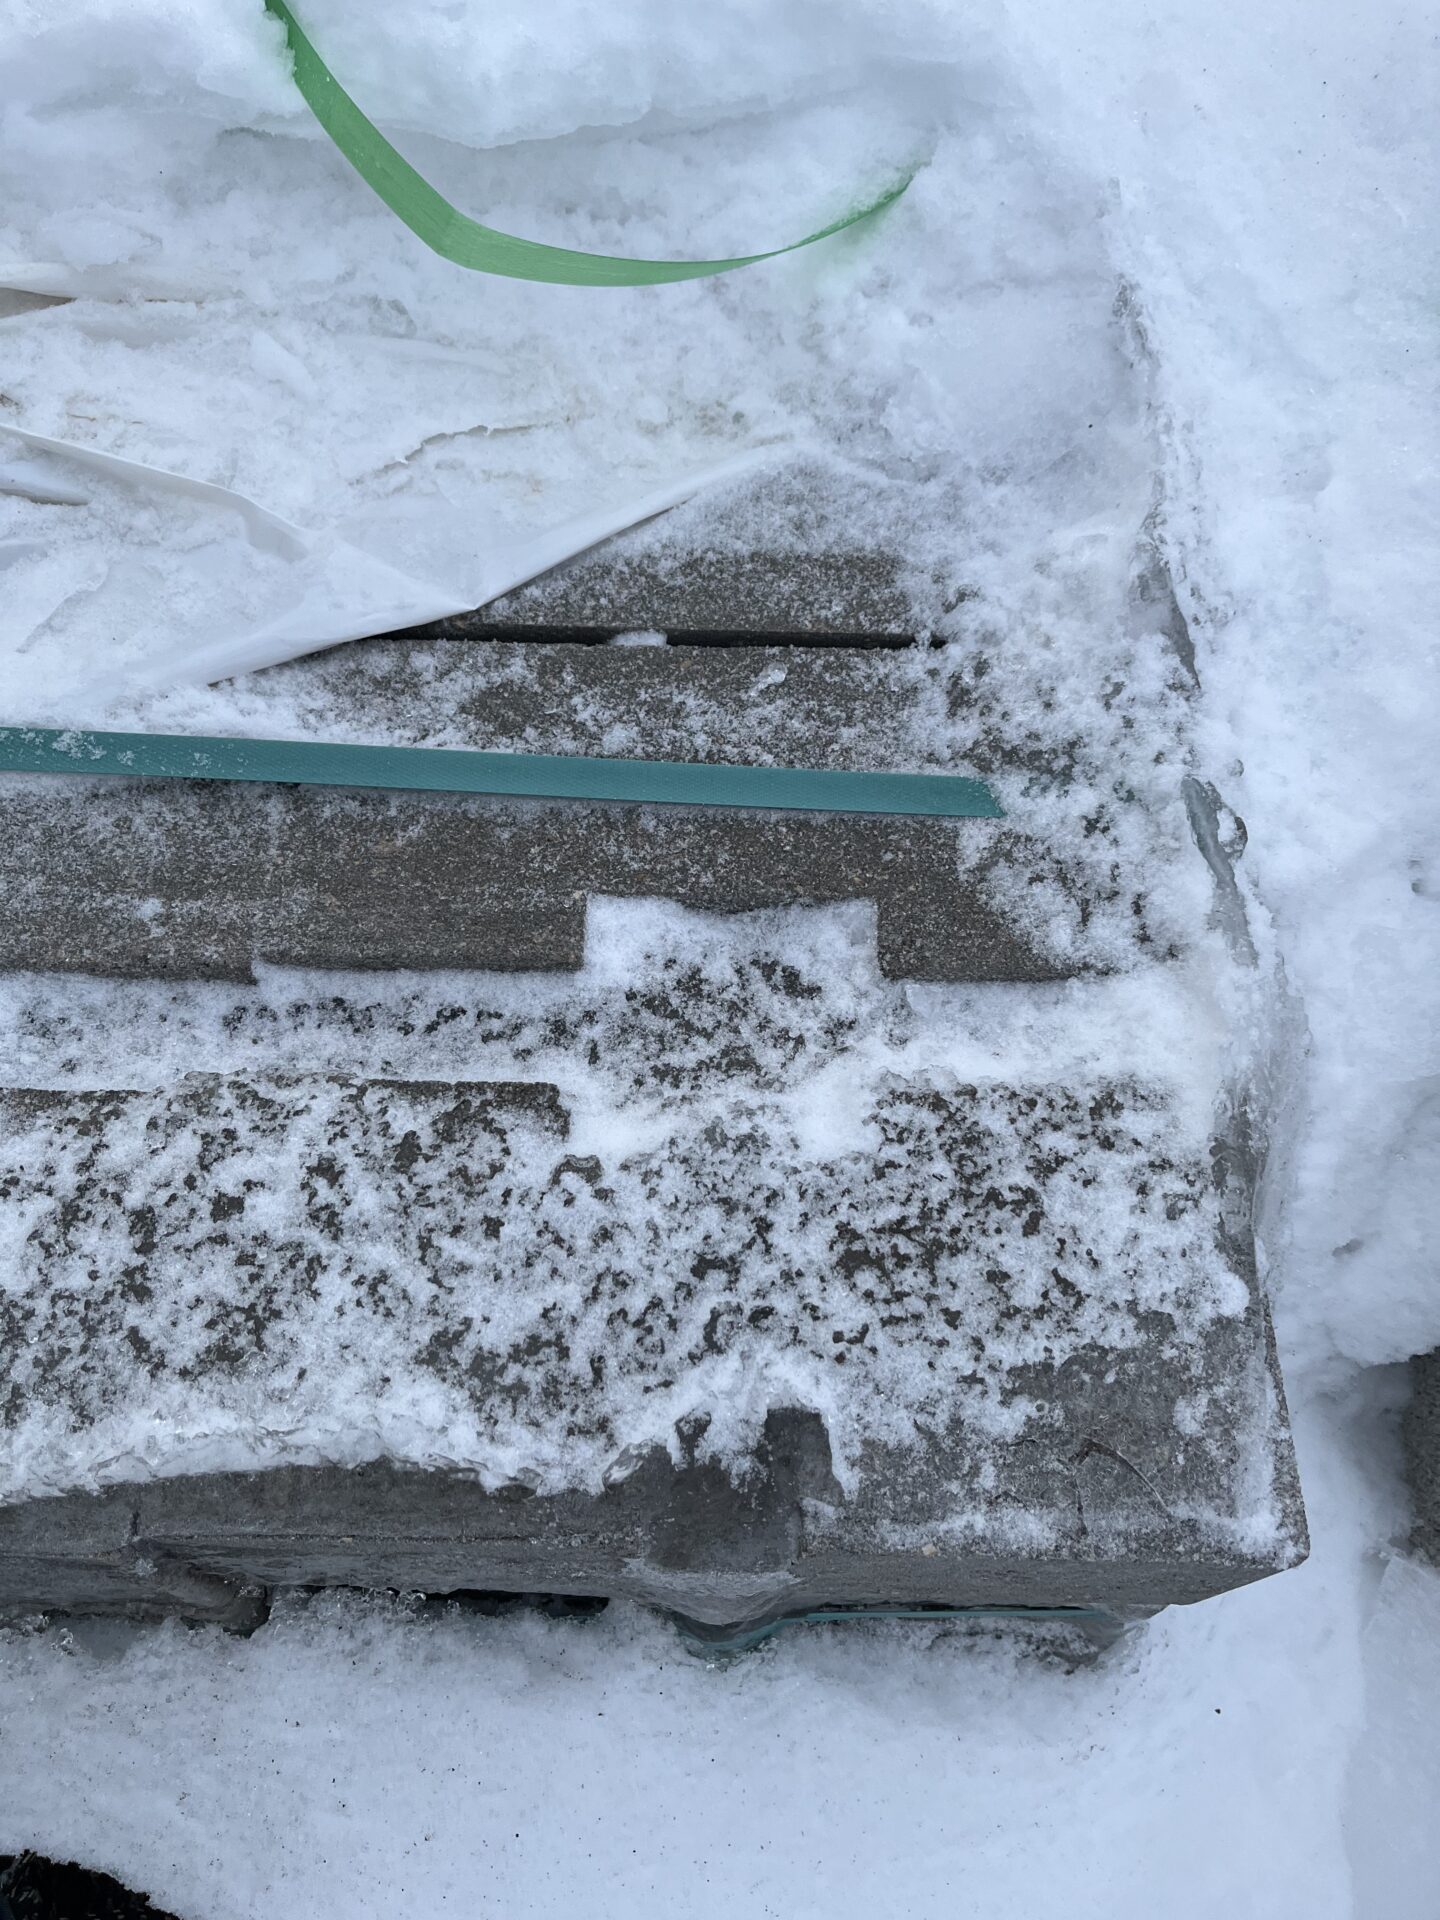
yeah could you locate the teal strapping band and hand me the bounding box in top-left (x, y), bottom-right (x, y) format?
top-left (0, 728), bottom-right (1001, 819)
top-left (263, 0), bottom-right (913, 286)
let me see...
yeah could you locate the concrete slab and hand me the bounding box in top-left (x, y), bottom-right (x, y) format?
top-left (0, 639), bottom-right (1189, 982)
top-left (0, 574), bottom-right (1305, 1627)
top-left (0, 784), bottom-right (1092, 983)
top-left (0, 1428), bottom-right (1297, 1631)
top-left (429, 551), bottom-right (914, 642)
top-left (414, 460), bottom-right (923, 642)
top-left (0, 1071), bottom-right (1306, 1624)
top-left (1405, 1347), bottom-right (1440, 1564)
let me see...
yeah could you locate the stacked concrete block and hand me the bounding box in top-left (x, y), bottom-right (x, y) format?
top-left (0, 511), bottom-right (1307, 1638)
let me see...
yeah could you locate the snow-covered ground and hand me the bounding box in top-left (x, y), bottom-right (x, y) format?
top-left (2, 1), bottom-right (1438, 1914)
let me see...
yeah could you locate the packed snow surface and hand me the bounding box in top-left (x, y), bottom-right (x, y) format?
top-left (1, 0), bottom-right (1438, 1915)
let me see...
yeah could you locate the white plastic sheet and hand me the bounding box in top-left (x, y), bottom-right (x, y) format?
top-left (0, 420), bottom-right (769, 710)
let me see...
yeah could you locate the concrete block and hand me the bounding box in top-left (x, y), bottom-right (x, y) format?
top-left (0, 586), bottom-right (1304, 1630)
top-left (0, 639), bottom-right (1180, 983)
top-left (422, 461), bottom-right (920, 641)
top-left (1405, 1347), bottom-right (1440, 1564)
top-left (0, 783), bottom-right (1086, 984)
top-left (0, 1482), bottom-right (261, 1627)
top-left (443, 550), bottom-right (914, 642)
top-left (0, 1072), bottom-right (1306, 1627)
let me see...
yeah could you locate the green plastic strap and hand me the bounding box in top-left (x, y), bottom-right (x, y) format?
top-left (263, 0), bottom-right (912, 285)
top-left (0, 728), bottom-right (1001, 819)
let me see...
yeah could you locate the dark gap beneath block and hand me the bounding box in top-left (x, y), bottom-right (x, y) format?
top-left (387, 616), bottom-right (926, 651)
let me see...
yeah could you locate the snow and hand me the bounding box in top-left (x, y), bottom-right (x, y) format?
top-left (2, 0), bottom-right (1439, 1914)
top-left (0, 1063), bottom-right (1248, 1508)
top-left (0, 0), bottom-right (1145, 714)
top-left (0, 1395), bottom-right (1419, 1920)
top-left (0, 911), bottom-right (1266, 1518)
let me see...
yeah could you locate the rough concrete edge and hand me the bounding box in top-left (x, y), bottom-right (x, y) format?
top-left (1403, 1347), bottom-right (1440, 1565)
top-left (0, 1445), bottom-right (1307, 1633)
top-left (1186, 768), bottom-right (1309, 1575)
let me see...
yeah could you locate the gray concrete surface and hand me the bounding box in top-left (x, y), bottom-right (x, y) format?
top-left (415, 459), bottom-right (926, 642)
top-left (0, 639), bottom-right (1181, 982)
top-left (0, 1072), bottom-right (1306, 1624)
top-left (0, 549), bottom-right (1308, 1626)
top-left (434, 550), bottom-right (915, 641)
top-left (0, 784), bottom-right (1084, 983)
top-left (0, 1430), bottom-right (1301, 1632)
top-left (1405, 1347), bottom-right (1440, 1564)
top-left (222, 632), bottom-right (964, 765)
